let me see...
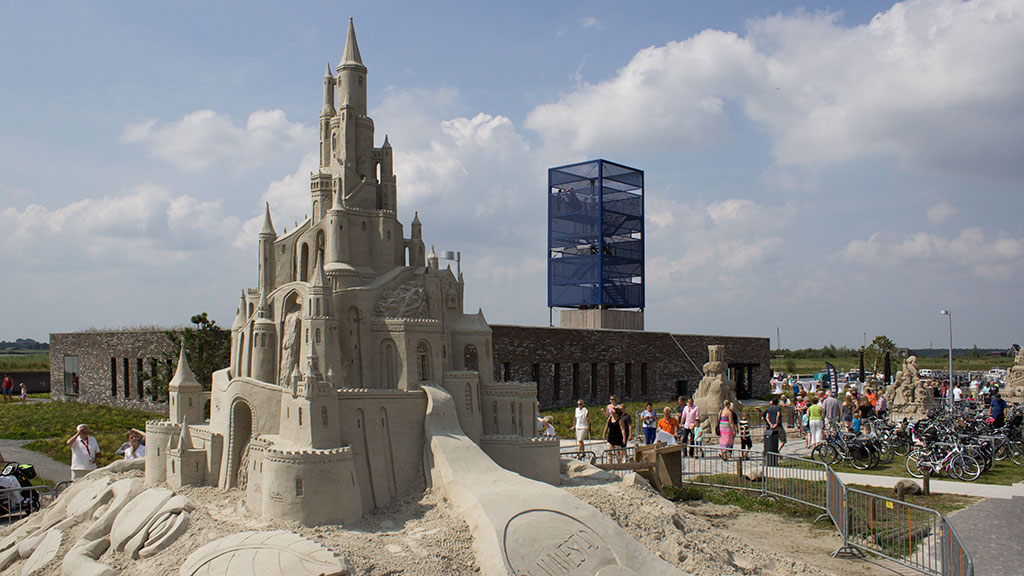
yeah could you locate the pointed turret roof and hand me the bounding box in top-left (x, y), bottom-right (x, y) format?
top-left (340, 18), bottom-right (363, 67)
top-left (260, 203), bottom-right (276, 236)
top-left (168, 343), bottom-right (202, 391)
top-left (256, 291), bottom-right (270, 319)
top-left (382, 134), bottom-right (391, 148)
top-left (177, 418), bottom-right (194, 451)
top-left (412, 211), bottom-right (421, 226)
top-left (232, 291), bottom-right (246, 329)
top-left (324, 61), bottom-right (333, 78)
top-left (311, 253), bottom-right (328, 288)
top-left (306, 342), bottom-right (322, 381)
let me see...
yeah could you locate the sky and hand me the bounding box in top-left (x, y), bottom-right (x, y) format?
top-left (1, 0), bottom-right (1022, 350)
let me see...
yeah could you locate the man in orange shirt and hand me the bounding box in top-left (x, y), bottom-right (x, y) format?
top-left (657, 406), bottom-right (679, 437)
top-left (866, 388), bottom-right (878, 409)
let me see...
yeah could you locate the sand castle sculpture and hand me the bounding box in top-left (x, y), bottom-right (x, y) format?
top-left (1005, 350), bottom-right (1024, 399)
top-left (0, 20), bottom-right (686, 576)
top-left (691, 345), bottom-right (738, 431)
top-left (884, 355), bottom-right (938, 419)
top-left (142, 18), bottom-right (559, 526)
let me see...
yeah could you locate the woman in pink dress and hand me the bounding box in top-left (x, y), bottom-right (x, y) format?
top-left (718, 401), bottom-right (737, 460)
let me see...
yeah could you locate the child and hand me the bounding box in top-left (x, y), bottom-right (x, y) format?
top-left (738, 414), bottom-right (752, 453)
top-left (19, 383), bottom-right (26, 404)
top-left (692, 423), bottom-right (705, 457)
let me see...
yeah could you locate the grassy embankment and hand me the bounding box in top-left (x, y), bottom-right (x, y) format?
top-left (0, 401), bottom-right (161, 478)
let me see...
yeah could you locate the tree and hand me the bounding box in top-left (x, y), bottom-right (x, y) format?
top-left (142, 312), bottom-right (231, 401)
top-left (864, 335), bottom-right (898, 376)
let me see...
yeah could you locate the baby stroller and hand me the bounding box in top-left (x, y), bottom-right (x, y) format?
top-left (0, 462), bottom-right (40, 518)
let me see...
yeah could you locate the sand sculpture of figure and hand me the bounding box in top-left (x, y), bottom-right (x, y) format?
top-left (278, 310), bottom-right (301, 386)
top-left (692, 345), bottom-right (738, 431)
top-left (886, 356), bottom-right (936, 418)
top-left (1005, 350), bottom-right (1024, 399)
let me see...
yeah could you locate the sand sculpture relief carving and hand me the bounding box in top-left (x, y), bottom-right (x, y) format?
top-left (179, 531), bottom-right (350, 576)
top-left (503, 510), bottom-right (629, 576)
top-left (373, 282), bottom-right (429, 318)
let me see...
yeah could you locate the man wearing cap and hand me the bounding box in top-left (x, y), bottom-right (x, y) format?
top-left (66, 423), bottom-right (100, 480)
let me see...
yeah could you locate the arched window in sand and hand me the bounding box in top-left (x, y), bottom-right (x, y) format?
top-left (464, 344), bottom-right (479, 371)
top-left (417, 341), bottom-right (431, 382)
top-left (380, 339), bottom-right (398, 388)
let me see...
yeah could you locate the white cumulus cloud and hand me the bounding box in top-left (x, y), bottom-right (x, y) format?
top-left (123, 109), bottom-right (313, 172)
top-left (526, 0), bottom-right (1024, 183)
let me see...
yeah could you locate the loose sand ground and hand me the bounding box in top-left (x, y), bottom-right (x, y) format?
top-left (3, 461), bottom-right (906, 575)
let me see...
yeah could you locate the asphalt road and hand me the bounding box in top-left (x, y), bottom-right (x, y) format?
top-left (0, 438), bottom-right (71, 484)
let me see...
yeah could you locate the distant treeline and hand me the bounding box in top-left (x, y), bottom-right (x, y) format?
top-left (779, 345), bottom-right (1013, 359)
top-left (778, 345), bottom-right (859, 359)
top-left (0, 338), bottom-right (48, 351)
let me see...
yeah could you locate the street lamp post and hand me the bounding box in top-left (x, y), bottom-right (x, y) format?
top-left (940, 310), bottom-right (953, 410)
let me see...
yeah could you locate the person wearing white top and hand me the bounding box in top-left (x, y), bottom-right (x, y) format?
top-left (66, 423), bottom-right (100, 480)
top-left (573, 400), bottom-right (590, 452)
top-left (124, 429), bottom-right (147, 460)
top-left (952, 385), bottom-right (962, 402)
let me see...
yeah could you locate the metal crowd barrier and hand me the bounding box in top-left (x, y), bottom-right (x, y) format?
top-left (559, 449), bottom-right (599, 464)
top-left (0, 485), bottom-right (55, 526)
top-left (675, 448), bottom-right (973, 576)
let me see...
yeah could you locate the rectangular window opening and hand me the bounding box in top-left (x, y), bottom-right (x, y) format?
top-left (110, 357), bottom-right (118, 396)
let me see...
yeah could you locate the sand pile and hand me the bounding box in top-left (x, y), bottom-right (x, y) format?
top-left (3, 460), bottom-right (873, 576)
top-left (560, 459), bottom-right (834, 576)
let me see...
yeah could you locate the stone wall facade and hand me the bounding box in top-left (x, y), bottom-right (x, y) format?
top-left (49, 330), bottom-right (174, 414)
top-left (50, 325), bottom-right (770, 412)
top-left (491, 325), bottom-right (770, 409)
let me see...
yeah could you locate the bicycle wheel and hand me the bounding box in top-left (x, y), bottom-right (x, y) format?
top-left (893, 437), bottom-right (911, 457)
top-left (851, 446), bottom-right (873, 470)
top-left (815, 443), bottom-right (839, 465)
top-left (994, 441), bottom-right (1010, 461)
top-left (952, 455), bottom-right (981, 482)
top-left (878, 442), bottom-right (895, 465)
top-left (1008, 441), bottom-right (1024, 466)
top-left (906, 450), bottom-right (925, 478)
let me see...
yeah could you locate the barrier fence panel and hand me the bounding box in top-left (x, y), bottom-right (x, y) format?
top-left (560, 449), bottom-right (599, 464)
top-left (825, 466), bottom-right (846, 536)
top-left (940, 517), bottom-right (973, 576)
top-left (761, 452), bottom-right (828, 512)
top-left (679, 446), bottom-right (763, 493)
top-left (0, 485), bottom-right (54, 526)
top-left (675, 451), bottom-right (973, 576)
top-left (844, 487), bottom-right (945, 575)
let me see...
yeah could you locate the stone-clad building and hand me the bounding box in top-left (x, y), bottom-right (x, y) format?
top-left (49, 330), bottom-right (174, 413)
top-left (490, 325), bottom-right (769, 408)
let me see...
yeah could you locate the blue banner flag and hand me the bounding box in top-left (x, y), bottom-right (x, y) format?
top-left (825, 362), bottom-right (839, 394)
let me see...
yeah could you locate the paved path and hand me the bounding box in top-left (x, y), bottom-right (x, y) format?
top-left (0, 439), bottom-right (71, 484)
top-left (948, 495), bottom-right (1024, 576)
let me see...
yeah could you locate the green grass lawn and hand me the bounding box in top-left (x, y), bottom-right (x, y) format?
top-left (0, 352), bottom-right (49, 372)
top-left (0, 400), bottom-right (162, 468)
top-left (831, 452), bottom-right (1024, 486)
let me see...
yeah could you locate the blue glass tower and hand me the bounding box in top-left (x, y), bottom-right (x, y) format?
top-left (548, 159), bottom-right (644, 314)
